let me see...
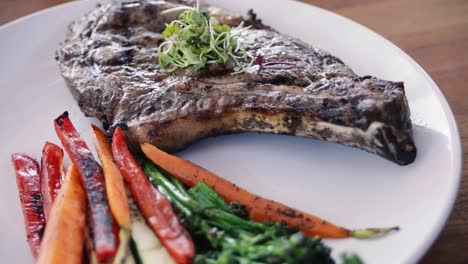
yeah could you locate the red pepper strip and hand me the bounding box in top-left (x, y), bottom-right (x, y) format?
top-left (11, 153), bottom-right (45, 258)
top-left (54, 112), bottom-right (117, 262)
top-left (40, 142), bottom-right (64, 220)
top-left (112, 127), bottom-right (195, 264)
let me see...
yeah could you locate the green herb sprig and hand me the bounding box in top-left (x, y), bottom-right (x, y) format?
top-left (158, 8), bottom-right (249, 72)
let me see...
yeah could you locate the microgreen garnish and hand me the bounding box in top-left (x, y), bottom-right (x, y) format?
top-left (158, 7), bottom-right (249, 72)
top-left (255, 54), bottom-right (296, 70)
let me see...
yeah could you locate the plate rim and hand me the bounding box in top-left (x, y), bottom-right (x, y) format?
top-left (302, 2), bottom-right (463, 262)
top-left (289, 0), bottom-right (463, 260)
top-left (0, 0), bottom-right (463, 262)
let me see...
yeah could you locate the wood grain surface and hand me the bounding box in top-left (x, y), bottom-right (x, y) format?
top-left (0, 0), bottom-right (466, 263)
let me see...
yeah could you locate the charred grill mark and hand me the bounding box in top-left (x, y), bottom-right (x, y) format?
top-left (36, 224), bottom-right (45, 239)
top-left (276, 207), bottom-right (304, 219)
top-left (318, 127), bottom-right (334, 140)
top-left (88, 191), bottom-right (113, 226)
top-left (359, 75), bottom-right (373, 81)
top-left (246, 9), bottom-right (266, 29)
top-left (54, 111), bottom-right (69, 126)
top-left (268, 74), bottom-right (294, 86)
top-left (120, 3), bottom-right (132, 38)
top-left (317, 53), bottom-right (343, 66)
top-left (144, 4), bottom-right (157, 16)
top-left (143, 105), bottom-right (158, 116)
top-left (339, 98), bottom-right (348, 104)
top-left (78, 155), bottom-right (100, 179)
top-left (376, 126), bottom-right (417, 165)
top-left (121, 48), bottom-right (135, 65)
top-left (108, 121), bottom-right (128, 138)
top-left (322, 98), bottom-right (329, 108)
top-left (30, 194), bottom-right (44, 214)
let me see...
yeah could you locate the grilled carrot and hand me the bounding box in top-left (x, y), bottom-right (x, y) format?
top-left (141, 143), bottom-right (397, 238)
top-left (92, 125), bottom-right (130, 229)
top-left (54, 112), bottom-right (118, 261)
top-left (112, 127), bottom-right (194, 264)
top-left (40, 142), bottom-right (64, 220)
top-left (92, 125), bottom-right (132, 263)
top-left (37, 165), bottom-right (87, 264)
top-left (11, 154), bottom-right (45, 258)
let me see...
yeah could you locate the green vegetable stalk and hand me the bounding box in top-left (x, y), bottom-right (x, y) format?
top-left (143, 161), bottom-right (362, 264)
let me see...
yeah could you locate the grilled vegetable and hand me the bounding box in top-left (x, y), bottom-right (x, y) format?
top-left (40, 142), bottom-right (64, 220)
top-left (11, 154), bottom-right (45, 258)
top-left (92, 125), bottom-right (132, 263)
top-left (141, 143), bottom-right (398, 239)
top-left (341, 254), bottom-right (364, 264)
top-left (144, 162), bottom-right (335, 264)
top-left (37, 165), bottom-right (87, 264)
top-left (54, 112), bottom-right (118, 262)
top-left (92, 125), bottom-right (131, 228)
top-left (112, 127), bottom-right (195, 264)
top-left (128, 196), bottom-right (176, 264)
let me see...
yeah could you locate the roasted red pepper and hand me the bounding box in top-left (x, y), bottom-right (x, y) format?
top-left (11, 153), bottom-right (46, 258)
top-left (40, 142), bottom-right (64, 220)
top-left (54, 112), bottom-right (117, 262)
top-left (112, 127), bottom-right (195, 264)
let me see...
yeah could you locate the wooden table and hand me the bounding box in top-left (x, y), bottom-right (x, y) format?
top-left (1, 0), bottom-right (466, 263)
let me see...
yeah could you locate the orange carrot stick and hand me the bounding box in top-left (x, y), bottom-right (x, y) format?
top-left (37, 165), bottom-right (87, 264)
top-left (92, 125), bottom-right (130, 229)
top-left (92, 125), bottom-right (132, 263)
top-left (140, 143), bottom-right (349, 238)
top-left (141, 143), bottom-right (398, 239)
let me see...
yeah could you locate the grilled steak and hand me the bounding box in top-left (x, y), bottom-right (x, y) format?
top-left (57, 0), bottom-right (416, 165)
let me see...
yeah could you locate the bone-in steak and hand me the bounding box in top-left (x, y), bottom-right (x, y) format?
top-left (57, 0), bottom-right (416, 165)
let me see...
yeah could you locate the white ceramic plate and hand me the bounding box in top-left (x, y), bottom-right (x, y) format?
top-left (0, 0), bottom-right (462, 263)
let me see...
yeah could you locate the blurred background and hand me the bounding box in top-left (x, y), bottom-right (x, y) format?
top-left (1, 0), bottom-right (467, 263)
